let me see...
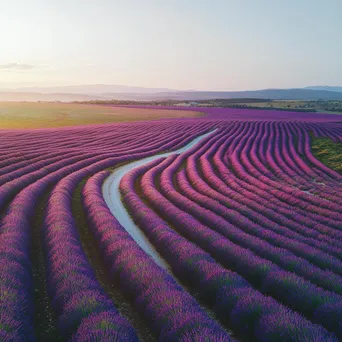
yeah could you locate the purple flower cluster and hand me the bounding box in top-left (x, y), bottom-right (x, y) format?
top-left (43, 171), bottom-right (139, 340)
top-left (120, 158), bottom-right (337, 341)
top-left (0, 121), bottom-right (215, 339)
top-left (0, 108), bottom-right (342, 340)
top-left (83, 171), bottom-right (230, 341)
top-left (0, 174), bottom-right (60, 340)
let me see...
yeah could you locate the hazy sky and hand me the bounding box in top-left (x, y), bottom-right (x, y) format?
top-left (1, 0), bottom-right (341, 90)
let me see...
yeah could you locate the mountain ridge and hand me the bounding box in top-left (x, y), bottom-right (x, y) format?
top-left (305, 86), bottom-right (342, 93)
top-left (1, 85), bottom-right (342, 102)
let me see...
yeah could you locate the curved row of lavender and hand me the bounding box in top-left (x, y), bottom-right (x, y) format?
top-left (0, 106), bottom-right (341, 341)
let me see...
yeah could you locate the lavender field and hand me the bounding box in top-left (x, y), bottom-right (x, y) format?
top-left (1, 107), bottom-right (342, 341)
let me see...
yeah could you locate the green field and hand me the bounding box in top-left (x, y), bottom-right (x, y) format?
top-left (0, 102), bottom-right (201, 129)
top-left (312, 136), bottom-right (342, 173)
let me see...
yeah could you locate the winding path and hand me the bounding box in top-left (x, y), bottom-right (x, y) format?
top-left (102, 129), bottom-right (217, 269)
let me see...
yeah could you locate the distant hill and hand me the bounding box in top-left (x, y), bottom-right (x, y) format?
top-left (1, 85), bottom-right (342, 102)
top-left (305, 86), bottom-right (342, 93)
top-left (0, 92), bottom-right (107, 102)
top-left (108, 88), bottom-right (342, 101)
top-left (8, 84), bottom-right (180, 95)
top-left (139, 89), bottom-right (342, 101)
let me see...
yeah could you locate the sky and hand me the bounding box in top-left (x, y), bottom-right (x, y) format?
top-left (0, 0), bottom-right (341, 91)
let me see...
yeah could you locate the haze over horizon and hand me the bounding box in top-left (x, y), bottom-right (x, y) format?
top-left (1, 0), bottom-right (341, 91)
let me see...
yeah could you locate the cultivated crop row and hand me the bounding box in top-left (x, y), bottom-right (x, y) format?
top-left (0, 109), bottom-right (341, 341)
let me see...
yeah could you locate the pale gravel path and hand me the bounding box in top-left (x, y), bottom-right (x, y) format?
top-left (102, 130), bottom-right (217, 269)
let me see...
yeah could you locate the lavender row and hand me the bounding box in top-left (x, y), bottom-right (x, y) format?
top-left (214, 122), bottom-right (342, 232)
top-left (0, 120), bottom-right (215, 154)
top-left (227, 121), bottom-right (342, 222)
top-left (160, 154), bottom-right (342, 294)
top-left (44, 172), bottom-right (138, 341)
top-left (225, 121), bottom-right (342, 214)
top-left (226, 124), bottom-right (342, 221)
top-left (185, 130), bottom-right (342, 267)
top-left (139, 155), bottom-right (342, 337)
top-left (0, 122), bottom-right (213, 213)
top-left (120, 159), bottom-right (336, 341)
top-left (37, 127), bottom-right (217, 339)
top-left (83, 170), bottom-right (230, 341)
top-left (0, 155), bottom-right (122, 340)
top-left (0, 186), bottom-right (38, 341)
top-left (197, 148), bottom-right (342, 271)
top-left (204, 121), bottom-right (342, 235)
